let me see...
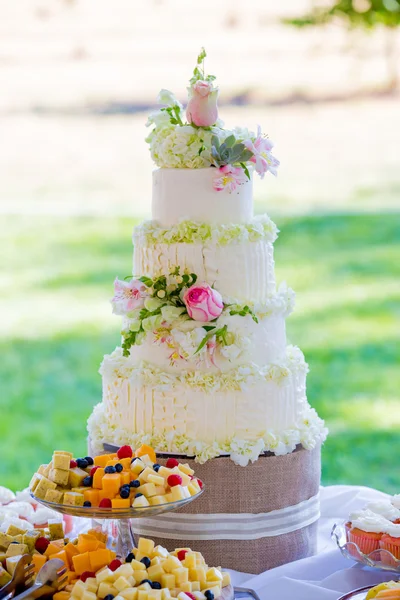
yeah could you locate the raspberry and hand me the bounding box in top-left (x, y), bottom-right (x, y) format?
top-left (177, 549), bottom-right (188, 561)
top-left (80, 571), bottom-right (96, 582)
top-left (167, 474), bottom-right (182, 487)
top-left (69, 460), bottom-right (77, 468)
top-left (117, 445), bottom-right (133, 459)
top-left (99, 498), bottom-right (112, 508)
top-left (166, 458), bottom-right (179, 469)
top-left (35, 537), bottom-right (50, 554)
top-left (197, 478), bottom-right (203, 489)
top-left (90, 466), bottom-right (100, 477)
top-left (109, 559), bottom-right (122, 572)
top-left (185, 594), bottom-right (197, 600)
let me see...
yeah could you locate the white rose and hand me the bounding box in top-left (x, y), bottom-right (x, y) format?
top-left (157, 88), bottom-right (182, 108)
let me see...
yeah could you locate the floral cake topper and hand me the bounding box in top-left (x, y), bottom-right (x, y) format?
top-left (146, 48), bottom-right (280, 192)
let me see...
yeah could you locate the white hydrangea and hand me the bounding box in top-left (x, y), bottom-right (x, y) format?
top-left (171, 327), bottom-right (207, 359)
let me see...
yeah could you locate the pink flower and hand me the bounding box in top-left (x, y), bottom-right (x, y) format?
top-left (213, 164), bottom-right (248, 193)
top-left (244, 125), bottom-right (280, 178)
top-left (183, 282), bottom-right (223, 322)
top-left (186, 80), bottom-right (219, 127)
top-left (111, 278), bottom-right (147, 315)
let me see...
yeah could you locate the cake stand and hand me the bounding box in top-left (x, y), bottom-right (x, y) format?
top-left (31, 489), bottom-right (204, 559)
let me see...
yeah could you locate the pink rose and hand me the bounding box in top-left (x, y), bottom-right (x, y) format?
top-left (186, 80), bottom-right (219, 127)
top-left (183, 282), bottom-right (223, 322)
top-left (111, 277), bottom-right (147, 315)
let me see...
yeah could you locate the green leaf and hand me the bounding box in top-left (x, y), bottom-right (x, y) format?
top-left (240, 162), bottom-right (251, 180)
top-left (139, 276), bottom-right (153, 287)
top-left (203, 325), bottom-right (216, 331)
top-left (240, 149), bottom-right (254, 162)
top-left (123, 275), bottom-right (133, 281)
top-left (190, 273), bottom-right (197, 285)
top-left (194, 328), bottom-right (216, 354)
top-left (197, 47), bottom-right (207, 64)
top-left (224, 134), bottom-right (236, 148)
top-left (211, 135), bottom-right (220, 150)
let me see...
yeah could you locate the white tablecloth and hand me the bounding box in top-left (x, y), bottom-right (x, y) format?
top-left (229, 485), bottom-right (398, 600)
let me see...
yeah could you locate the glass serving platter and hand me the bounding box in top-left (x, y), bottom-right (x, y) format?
top-left (31, 487), bottom-right (204, 558)
top-left (332, 522), bottom-right (400, 573)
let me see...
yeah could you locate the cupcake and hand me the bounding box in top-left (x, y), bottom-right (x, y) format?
top-left (379, 522), bottom-right (400, 566)
top-left (347, 511), bottom-right (389, 556)
top-left (365, 500), bottom-right (400, 523)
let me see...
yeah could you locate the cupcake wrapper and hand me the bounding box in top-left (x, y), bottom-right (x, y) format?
top-left (348, 532), bottom-right (381, 556)
top-left (380, 540), bottom-right (400, 562)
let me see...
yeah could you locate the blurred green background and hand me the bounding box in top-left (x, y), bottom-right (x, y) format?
top-left (1, 0), bottom-right (399, 492)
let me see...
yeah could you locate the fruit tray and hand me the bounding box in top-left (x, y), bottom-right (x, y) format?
top-left (332, 523), bottom-right (400, 573)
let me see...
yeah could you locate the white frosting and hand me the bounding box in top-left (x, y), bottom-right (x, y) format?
top-left (0, 486), bottom-right (15, 504)
top-left (4, 501), bottom-right (35, 519)
top-left (351, 512), bottom-right (391, 534)
top-left (152, 168), bottom-right (253, 226)
top-left (133, 239), bottom-right (276, 302)
top-left (391, 494), bottom-right (400, 509)
top-left (126, 312), bottom-right (287, 374)
top-left (365, 501), bottom-right (400, 522)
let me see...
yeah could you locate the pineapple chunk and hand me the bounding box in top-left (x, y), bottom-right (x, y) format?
top-left (177, 463), bottom-right (194, 476)
top-left (163, 556), bottom-right (182, 573)
top-left (170, 486), bottom-right (186, 502)
top-left (172, 568), bottom-right (188, 584)
top-left (137, 483), bottom-right (157, 498)
top-left (183, 553), bottom-right (196, 569)
top-left (206, 568), bottom-right (222, 582)
top-left (96, 568), bottom-right (114, 584)
top-left (221, 573), bottom-right (231, 587)
top-left (161, 574), bottom-right (176, 589)
top-left (154, 545), bottom-right (169, 559)
top-left (148, 592), bottom-right (162, 600)
top-left (180, 583), bottom-right (192, 593)
top-left (146, 564), bottom-right (164, 582)
top-left (138, 538), bottom-right (155, 556)
top-left (114, 576), bottom-right (131, 592)
top-left (120, 589), bottom-right (138, 600)
top-left (132, 495), bottom-right (150, 508)
top-left (147, 474), bottom-right (164, 487)
top-left (130, 559), bottom-right (146, 571)
top-left (114, 564), bottom-right (134, 579)
top-left (98, 583), bottom-right (119, 599)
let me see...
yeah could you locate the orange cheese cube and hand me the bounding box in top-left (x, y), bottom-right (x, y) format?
top-left (84, 489), bottom-right (100, 507)
top-left (53, 592), bottom-right (70, 600)
top-left (105, 459), bottom-right (120, 468)
top-left (72, 551), bottom-right (91, 575)
top-left (52, 549), bottom-right (69, 569)
top-left (119, 458), bottom-right (132, 470)
top-left (66, 570), bottom-right (77, 583)
top-left (135, 445), bottom-right (156, 463)
top-left (87, 529), bottom-right (108, 543)
top-left (101, 473), bottom-right (122, 499)
top-left (88, 549), bottom-right (112, 572)
top-left (94, 454), bottom-right (115, 467)
top-left (111, 498), bottom-right (131, 509)
top-left (31, 553), bottom-right (47, 573)
top-left (65, 542), bottom-right (79, 564)
top-left (93, 468), bottom-right (105, 489)
top-left (45, 542), bottom-right (64, 557)
top-left (120, 472), bottom-right (131, 486)
top-left (77, 534), bottom-right (101, 554)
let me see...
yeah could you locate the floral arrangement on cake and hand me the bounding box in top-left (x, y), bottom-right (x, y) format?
top-left (145, 48), bottom-right (280, 192)
top-left (111, 269), bottom-right (295, 368)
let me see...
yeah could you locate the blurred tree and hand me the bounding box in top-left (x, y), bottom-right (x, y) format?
top-left (284, 0), bottom-right (400, 90)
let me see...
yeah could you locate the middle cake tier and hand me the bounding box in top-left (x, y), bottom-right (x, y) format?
top-left (133, 215), bottom-right (278, 302)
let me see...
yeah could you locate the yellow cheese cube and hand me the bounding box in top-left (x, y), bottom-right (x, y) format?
top-left (154, 486), bottom-right (167, 496)
top-left (131, 459), bottom-right (145, 475)
top-left (190, 567), bottom-right (206, 583)
top-left (189, 481), bottom-right (201, 493)
top-left (98, 583), bottom-right (119, 599)
top-left (150, 557), bottom-right (161, 566)
top-left (172, 568), bottom-right (188, 584)
top-left (85, 578), bottom-right (98, 594)
top-left (53, 453), bottom-right (71, 470)
top-left (177, 463), bottom-right (194, 476)
top-left (163, 556), bottom-right (182, 573)
top-left (183, 553), bottom-right (196, 569)
top-left (114, 564), bottom-right (135, 579)
top-left (201, 581), bottom-right (221, 591)
top-left (6, 543), bottom-right (28, 557)
top-left (114, 577), bottom-right (131, 592)
top-left (157, 467), bottom-right (173, 479)
top-left (170, 486), bottom-right (186, 502)
top-left (96, 568), bottom-right (115, 584)
top-left (34, 476), bottom-right (57, 499)
top-left (148, 592), bottom-right (162, 600)
top-left (191, 583), bottom-right (200, 592)
top-left (132, 495), bottom-right (150, 508)
top-left (45, 489), bottom-right (64, 503)
top-left (206, 568), bottom-right (222, 582)
top-left (221, 573), bottom-right (231, 587)
top-left (50, 468), bottom-right (70, 487)
top-left (180, 583), bottom-right (192, 593)
top-left (138, 592), bottom-right (148, 600)
top-left (138, 537), bottom-right (155, 556)
top-left (161, 574), bottom-right (176, 589)
top-left (154, 546), bottom-right (169, 559)
top-left (187, 484), bottom-right (199, 497)
top-left (138, 582), bottom-right (151, 591)
top-left (161, 590), bottom-right (171, 600)
top-left (64, 492), bottom-right (85, 506)
top-left (130, 559), bottom-right (146, 571)
top-left (147, 474), bottom-right (164, 486)
top-left (147, 564), bottom-right (164, 583)
top-left (132, 570), bottom-right (149, 584)
top-left (149, 496), bottom-right (167, 506)
top-left (138, 467), bottom-right (155, 484)
top-left (137, 483), bottom-right (157, 498)
top-left (120, 589), bottom-right (138, 600)
top-left (71, 580), bottom-right (86, 599)
top-left (82, 591), bottom-right (97, 600)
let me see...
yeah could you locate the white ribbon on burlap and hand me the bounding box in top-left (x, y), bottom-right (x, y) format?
top-left (133, 493), bottom-right (320, 541)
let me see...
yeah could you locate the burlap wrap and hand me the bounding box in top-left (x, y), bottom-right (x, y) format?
top-left (89, 440), bottom-right (320, 574)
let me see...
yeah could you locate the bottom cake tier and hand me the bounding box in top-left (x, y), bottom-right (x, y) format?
top-left (88, 346), bottom-right (327, 465)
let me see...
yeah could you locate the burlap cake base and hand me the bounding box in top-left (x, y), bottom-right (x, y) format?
top-left (89, 440), bottom-right (321, 574)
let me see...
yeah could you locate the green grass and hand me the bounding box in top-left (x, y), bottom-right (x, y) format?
top-left (1, 212), bottom-right (400, 492)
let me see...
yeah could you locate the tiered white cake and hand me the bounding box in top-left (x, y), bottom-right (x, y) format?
top-left (88, 50), bottom-right (327, 467)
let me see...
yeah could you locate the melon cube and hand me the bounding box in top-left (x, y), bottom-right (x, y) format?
top-left (72, 552), bottom-right (91, 575)
top-left (89, 548), bottom-right (112, 572)
top-left (31, 553), bottom-right (47, 573)
top-left (114, 576), bottom-right (131, 592)
top-left (98, 583), bottom-right (119, 598)
top-left (53, 454), bottom-right (71, 470)
top-left (84, 489), bottom-right (100, 507)
top-left (147, 474), bottom-right (164, 486)
top-left (94, 454), bottom-right (114, 468)
top-left (93, 468), bottom-right (105, 489)
top-left (53, 592), bottom-right (71, 600)
top-left (69, 468), bottom-right (89, 488)
top-left (172, 568), bottom-right (188, 584)
top-left (120, 589), bottom-right (138, 600)
top-left (112, 498), bottom-right (131, 509)
top-left (132, 495), bottom-right (150, 508)
top-left (221, 573), bottom-right (231, 587)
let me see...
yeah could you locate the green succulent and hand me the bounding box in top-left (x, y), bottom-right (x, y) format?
top-left (211, 135), bottom-right (254, 179)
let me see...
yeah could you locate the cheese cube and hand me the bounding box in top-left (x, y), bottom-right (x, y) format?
top-left (191, 583), bottom-right (200, 592)
top-left (132, 495), bottom-right (150, 508)
top-left (190, 481), bottom-right (201, 493)
top-left (148, 592), bottom-right (162, 600)
top-left (157, 467), bottom-right (173, 479)
top-left (183, 553), bottom-right (196, 569)
top-left (98, 583), bottom-right (119, 598)
top-left (161, 590), bottom-right (171, 600)
top-left (69, 467), bottom-right (89, 488)
top-left (137, 483), bottom-right (157, 498)
top-left (34, 476), bottom-right (57, 499)
top-left (147, 564), bottom-right (164, 582)
top-left (130, 559), bottom-right (146, 571)
top-left (163, 556), bottom-right (182, 573)
top-left (96, 568), bottom-right (115, 584)
top-left (177, 464), bottom-right (194, 476)
top-left (50, 468), bottom-right (70, 487)
top-left (187, 484), bottom-right (199, 497)
top-left (139, 454), bottom-right (154, 467)
top-left (172, 568), bottom-right (188, 584)
top-left (64, 492), bottom-right (85, 506)
top-left (114, 577), bottom-right (131, 592)
top-left (131, 459), bottom-right (145, 475)
top-left (147, 474), bottom-right (164, 486)
top-left (102, 473), bottom-right (122, 499)
top-left (154, 545), bottom-right (169, 559)
top-left (200, 582), bottom-right (221, 591)
top-left (138, 592), bottom-right (148, 600)
top-left (120, 589), bottom-right (138, 600)
top-left (180, 583), bottom-right (192, 593)
top-left (114, 564), bottom-right (135, 579)
top-left (170, 486), bottom-right (186, 502)
top-left (154, 487), bottom-right (166, 496)
top-left (45, 489), bottom-right (64, 504)
top-left (161, 574), bottom-right (175, 588)
top-left (221, 573), bottom-right (231, 587)
top-left (85, 578), bottom-right (98, 594)
top-left (149, 496), bottom-right (167, 506)
top-left (6, 555), bottom-right (23, 576)
top-left (138, 537), bottom-right (155, 556)
top-left (132, 570), bottom-right (149, 584)
top-left (71, 580), bottom-right (86, 599)
top-left (53, 454), bottom-right (71, 470)
top-left (206, 568), bottom-right (222, 582)
top-left (138, 582), bottom-right (152, 590)
top-left (138, 467), bottom-right (155, 484)
top-left (82, 591), bottom-right (97, 600)
top-left (6, 543), bottom-right (28, 557)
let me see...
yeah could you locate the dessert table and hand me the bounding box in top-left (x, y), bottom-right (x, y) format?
top-left (228, 485), bottom-right (396, 600)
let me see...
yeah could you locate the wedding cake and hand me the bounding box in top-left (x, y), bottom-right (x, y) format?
top-left (88, 50), bottom-right (327, 573)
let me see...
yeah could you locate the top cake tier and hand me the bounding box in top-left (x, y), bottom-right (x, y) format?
top-left (152, 167), bottom-right (253, 226)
